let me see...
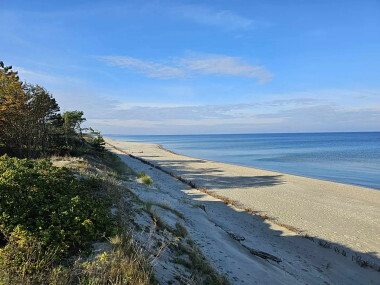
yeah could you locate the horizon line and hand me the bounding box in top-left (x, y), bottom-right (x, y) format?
top-left (104, 130), bottom-right (380, 136)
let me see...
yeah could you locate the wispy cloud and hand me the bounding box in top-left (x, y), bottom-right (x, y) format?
top-left (81, 89), bottom-right (380, 134)
top-left (12, 62), bottom-right (379, 134)
top-left (171, 4), bottom-right (254, 30)
top-left (15, 67), bottom-right (63, 85)
top-left (97, 56), bottom-right (185, 79)
top-left (98, 54), bottom-right (273, 83)
top-left (14, 66), bottom-right (86, 87)
top-left (90, 102), bottom-right (380, 134)
top-left (179, 55), bottom-right (273, 83)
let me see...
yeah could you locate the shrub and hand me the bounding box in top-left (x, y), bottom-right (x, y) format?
top-left (138, 172), bottom-right (153, 185)
top-left (0, 155), bottom-right (112, 255)
top-left (137, 171), bottom-right (146, 178)
top-left (141, 176), bottom-right (153, 185)
top-left (0, 226), bottom-right (59, 283)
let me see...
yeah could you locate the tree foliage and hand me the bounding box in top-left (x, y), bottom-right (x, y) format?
top-left (0, 62), bottom-right (89, 157)
top-left (0, 61), bottom-right (28, 156)
top-left (89, 127), bottom-right (106, 151)
top-left (63, 110), bottom-right (86, 140)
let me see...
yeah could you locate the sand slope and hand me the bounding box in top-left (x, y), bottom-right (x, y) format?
top-left (106, 138), bottom-right (380, 284)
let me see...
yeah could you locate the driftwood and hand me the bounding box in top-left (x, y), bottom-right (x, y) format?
top-left (227, 230), bottom-right (281, 263)
top-left (227, 232), bottom-right (245, 241)
top-left (242, 244), bottom-right (282, 263)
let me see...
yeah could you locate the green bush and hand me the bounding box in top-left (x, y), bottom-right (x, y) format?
top-left (141, 176), bottom-right (153, 185)
top-left (137, 172), bottom-right (153, 185)
top-left (0, 155), bottom-right (112, 255)
top-left (137, 171), bottom-right (146, 178)
top-left (0, 226), bottom-right (59, 283)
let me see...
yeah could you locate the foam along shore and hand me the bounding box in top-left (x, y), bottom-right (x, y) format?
top-left (105, 137), bottom-right (380, 284)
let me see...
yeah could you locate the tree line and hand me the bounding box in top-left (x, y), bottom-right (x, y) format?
top-left (0, 61), bottom-right (100, 158)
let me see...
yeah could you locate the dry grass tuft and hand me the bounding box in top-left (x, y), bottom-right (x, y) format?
top-left (77, 233), bottom-right (152, 285)
top-left (171, 241), bottom-right (230, 285)
top-left (0, 232), bottom-right (152, 285)
top-left (174, 223), bottom-right (188, 238)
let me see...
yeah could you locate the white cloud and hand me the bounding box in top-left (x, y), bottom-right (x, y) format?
top-left (179, 55), bottom-right (273, 83)
top-left (82, 90), bottom-right (380, 134)
top-left (115, 102), bottom-right (192, 110)
top-left (89, 117), bottom-right (283, 128)
top-left (10, 64), bottom-right (379, 134)
top-left (98, 56), bottom-right (184, 79)
top-left (90, 104), bottom-right (380, 135)
top-left (99, 54), bottom-right (273, 83)
top-left (15, 66), bottom-right (64, 85)
top-left (97, 98), bottom-right (322, 122)
top-left (14, 66), bottom-right (86, 87)
top-left (172, 5), bottom-right (254, 30)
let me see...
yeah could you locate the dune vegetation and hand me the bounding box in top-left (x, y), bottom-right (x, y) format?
top-left (0, 62), bottom-right (229, 285)
top-left (0, 62), bottom-right (153, 284)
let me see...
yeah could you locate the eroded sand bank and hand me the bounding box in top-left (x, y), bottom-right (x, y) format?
top-left (105, 137), bottom-right (380, 284)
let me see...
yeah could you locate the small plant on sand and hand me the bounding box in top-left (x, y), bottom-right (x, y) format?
top-left (138, 171), bottom-right (153, 185)
top-left (174, 223), bottom-right (188, 238)
top-left (142, 175), bottom-right (153, 185)
top-left (171, 241), bottom-right (229, 284)
top-left (137, 171), bottom-right (147, 178)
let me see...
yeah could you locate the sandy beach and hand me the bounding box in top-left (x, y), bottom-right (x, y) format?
top-left (105, 137), bottom-right (380, 284)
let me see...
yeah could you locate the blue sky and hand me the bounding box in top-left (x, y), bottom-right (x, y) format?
top-left (1, 0), bottom-right (379, 134)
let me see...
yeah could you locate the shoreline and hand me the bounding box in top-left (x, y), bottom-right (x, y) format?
top-left (105, 137), bottom-right (380, 284)
top-left (105, 137), bottom-right (380, 267)
top-left (105, 132), bottom-right (380, 191)
top-left (155, 143), bottom-right (378, 191)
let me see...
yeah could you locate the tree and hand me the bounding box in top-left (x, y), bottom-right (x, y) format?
top-left (0, 62), bottom-right (28, 156)
top-left (89, 127), bottom-right (105, 151)
top-left (0, 62), bottom-right (93, 157)
top-left (24, 84), bottom-right (60, 157)
top-left (0, 62), bottom-right (61, 157)
top-left (62, 110), bottom-right (86, 145)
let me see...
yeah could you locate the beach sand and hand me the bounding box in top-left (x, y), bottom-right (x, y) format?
top-left (105, 137), bottom-right (380, 284)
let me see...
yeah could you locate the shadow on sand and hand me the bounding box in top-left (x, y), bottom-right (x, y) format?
top-left (114, 149), bottom-right (380, 277)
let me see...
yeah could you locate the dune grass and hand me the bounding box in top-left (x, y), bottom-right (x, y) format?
top-left (138, 171), bottom-right (154, 185)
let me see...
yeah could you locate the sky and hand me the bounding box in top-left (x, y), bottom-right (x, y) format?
top-left (1, 0), bottom-right (380, 135)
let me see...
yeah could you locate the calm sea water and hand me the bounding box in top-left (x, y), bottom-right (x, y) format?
top-left (108, 132), bottom-right (380, 190)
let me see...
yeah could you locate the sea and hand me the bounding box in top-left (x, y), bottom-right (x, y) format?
top-left (107, 132), bottom-right (380, 190)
